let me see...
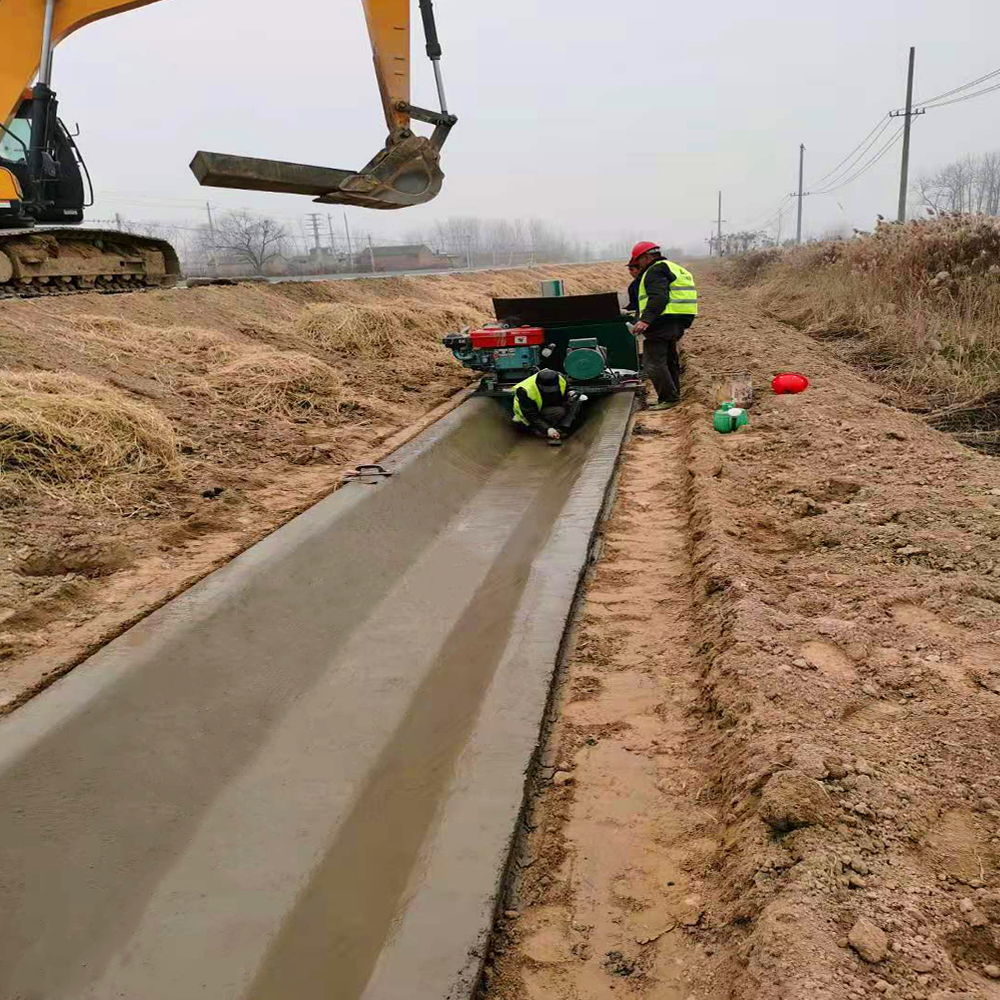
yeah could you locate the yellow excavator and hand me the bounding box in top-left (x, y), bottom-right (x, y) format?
top-left (0, 0), bottom-right (456, 298)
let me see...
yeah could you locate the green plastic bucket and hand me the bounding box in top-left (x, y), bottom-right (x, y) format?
top-left (713, 404), bottom-right (748, 434)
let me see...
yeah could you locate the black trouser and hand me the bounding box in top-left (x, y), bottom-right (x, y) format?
top-left (522, 395), bottom-right (584, 438)
top-left (643, 334), bottom-right (682, 403)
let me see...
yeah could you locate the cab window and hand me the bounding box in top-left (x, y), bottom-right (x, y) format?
top-left (0, 118), bottom-right (30, 164)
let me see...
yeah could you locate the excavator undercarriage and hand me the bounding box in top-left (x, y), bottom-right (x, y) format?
top-left (0, 227), bottom-right (180, 299)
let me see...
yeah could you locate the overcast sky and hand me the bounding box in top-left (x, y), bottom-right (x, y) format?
top-left (50, 0), bottom-right (1000, 254)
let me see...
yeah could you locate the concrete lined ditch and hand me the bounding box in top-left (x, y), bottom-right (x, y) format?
top-left (0, 392), bottom-right (634, 1000)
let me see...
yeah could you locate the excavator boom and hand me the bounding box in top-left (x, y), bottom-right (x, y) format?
top-left (1, 1), bottom-right (164, 127)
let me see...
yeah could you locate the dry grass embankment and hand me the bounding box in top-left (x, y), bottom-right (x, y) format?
top-left (722, 216), bottom-right (1000, 450)
top-left (0, 371), bottom-right (178, 492)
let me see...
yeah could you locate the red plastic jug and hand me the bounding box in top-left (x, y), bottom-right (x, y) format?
top-left (772, 372), bottom-right (809, 394)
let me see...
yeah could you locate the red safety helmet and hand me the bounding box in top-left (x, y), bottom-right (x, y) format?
top-left (629, 241), bottom-right (660, 264)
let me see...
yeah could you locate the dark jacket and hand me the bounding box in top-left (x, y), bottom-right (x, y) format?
top-left (515, 382), bottom-right (567, 433)
top-left (637, 257), bottom-right (694, 339)
top-left (626, 275), bottom-right (641, 313)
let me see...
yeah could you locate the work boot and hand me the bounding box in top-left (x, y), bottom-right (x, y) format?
top-left (647, 400), bottom-right (679, 411)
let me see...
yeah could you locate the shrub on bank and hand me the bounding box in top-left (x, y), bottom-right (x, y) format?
top-left (721, 216), bottom-right (1000, 416)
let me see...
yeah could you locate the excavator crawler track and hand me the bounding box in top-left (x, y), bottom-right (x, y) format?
top-left (0, 228), bottom-right (181, 300)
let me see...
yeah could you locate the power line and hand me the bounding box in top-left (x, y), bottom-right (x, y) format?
top-left (740, 115), bottom-right (893, 232)
top-left (812, 128), bottom-right (904, 196)
top-left (922, 80), bottom-right (1000, 110)
top-left (759, 196), bottom-right (794, 232)
top-left (728, 54), bottom-right (1000, 237)
top-left (811, 123), bottom-right (906, 196)
top-left (806, 116), bottom-right (892, 190)
top-left (732, 192), bottom-right (793, 234)
top-left (912, 64), bottom-right (1000, 108)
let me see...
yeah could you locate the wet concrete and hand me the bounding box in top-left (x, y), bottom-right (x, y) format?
top-left (0, 393), bottom-right (633, 1000)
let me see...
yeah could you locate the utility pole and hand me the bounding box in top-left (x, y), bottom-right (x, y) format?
top-left (368, 234), bottom-right (376, 273)
top-left (717, 191), bottom-right (723, 258)
top-left (115, 212), bottom-right (123, 231)
top-left (305, 212), bottom-right (323, 251)
top-left (343, 212), bottom-right (353, 265)
top-left (796, 144), bottom-right (805, 245)
top-left (776, 205), bottom-right (784, 247)
top-left (205, 202), bottom-right (218, 275)
top-left (327, 214), bottom-right (336, 251)
top-left (895, 47), bottom-right (918, 223)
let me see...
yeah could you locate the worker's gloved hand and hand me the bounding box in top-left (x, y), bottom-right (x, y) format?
top-left (547, 427), bottom-right (561, 440)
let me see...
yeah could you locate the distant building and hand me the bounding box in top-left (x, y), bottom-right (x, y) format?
top-left (354, 244), bottom-right (449, 273)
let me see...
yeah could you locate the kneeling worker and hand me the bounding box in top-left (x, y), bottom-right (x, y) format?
top-left (511, 368), bottom-right (585, 445)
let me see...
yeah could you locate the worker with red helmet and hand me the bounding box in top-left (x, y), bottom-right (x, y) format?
top-left (628, 242), bottom-right (699, 410)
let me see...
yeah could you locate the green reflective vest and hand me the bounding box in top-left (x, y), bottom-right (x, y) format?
top-left (637, 259), bottom-right (699, 318)
top-left (510, 371), bottom-right (567, 426)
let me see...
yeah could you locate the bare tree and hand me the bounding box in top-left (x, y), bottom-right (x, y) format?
top-left (721, 230), bottom-right (769, 255)
top-left (198, 210), bottom-right (289, 274)
top-left (914, 152), bottom-right (1000, 217)
top-left (429, 216), bottom-right (483, 265)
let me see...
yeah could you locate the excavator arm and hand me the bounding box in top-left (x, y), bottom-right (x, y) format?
top-left (192, 0), bottom-right (456, 209)
top-left (1, 1), bottom-right (164, 127)
top-left (1, 0), bottom-right (456, 211)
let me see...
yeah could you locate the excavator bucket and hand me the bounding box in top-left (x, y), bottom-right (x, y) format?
top-left (190, 134), bottom-right (445, 211)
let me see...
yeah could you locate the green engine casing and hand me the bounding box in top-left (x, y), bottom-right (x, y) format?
top-left (564, 338), bottom-right (607, 381)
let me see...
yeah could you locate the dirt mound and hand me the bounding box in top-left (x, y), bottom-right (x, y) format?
top-left (294, 303), bottom-right (401, 358)
top-left (0, 370), bottom-right (177, 488)
top-left (200, 350), bottom-right (342, 418)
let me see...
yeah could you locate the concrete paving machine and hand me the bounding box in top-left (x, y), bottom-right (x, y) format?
top-left (0, 0), bottom-right (456, 298)
top-left (443, 291), bottom-right (643, 400)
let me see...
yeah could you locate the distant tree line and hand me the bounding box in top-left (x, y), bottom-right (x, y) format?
top-left (914, 151), bottom-right (1000, 216)
top-left (403, 216), bottom-right (601, 266)
top-left (94, 211), bottom-right (683, 275)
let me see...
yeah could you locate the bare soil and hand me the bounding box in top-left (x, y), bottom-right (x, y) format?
top-left (5, 261), bottom-right (1000, 1000)
top-left (483, 269), bottom-right (1000, 1000)
top-left (0, 264), bottom-right (623, 710)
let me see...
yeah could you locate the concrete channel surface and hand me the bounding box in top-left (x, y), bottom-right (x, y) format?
top-left (0, 393), bottom-right (634, 1000)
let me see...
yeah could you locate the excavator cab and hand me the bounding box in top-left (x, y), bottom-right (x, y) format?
top-left (0, 83), bottom-right (180, 295)
top-left (0, 94), bottom-right (87, 227)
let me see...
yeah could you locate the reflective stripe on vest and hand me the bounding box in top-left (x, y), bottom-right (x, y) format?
top-left (637, 259), bottom-right (699, 318)
top-left (510, 372), bottom-right (568, 425)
